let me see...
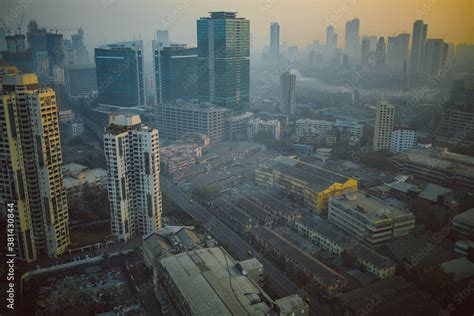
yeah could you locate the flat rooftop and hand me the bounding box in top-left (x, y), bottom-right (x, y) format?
top-left (394, 148), bottom-right (474, 178)
top-left (453, 208), bottom-right (474, 227)
top-left (295, 216), bottom-right (395, 268)
top-left (252, 226), bottom-right (347, 288)
top-left (272, 156), bottom-right (351, 192)
top-left (331, 191), bottom-right (414, 223)
top-left (159, 247), bottom-right (270, 315)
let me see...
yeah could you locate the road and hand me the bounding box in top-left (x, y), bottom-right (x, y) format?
top-left (160, 176), bottom-right (299, 298)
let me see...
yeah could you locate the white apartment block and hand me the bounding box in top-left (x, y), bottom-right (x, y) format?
top-left (328, 191), bottom-right (415, 247)
top-left (104, 115), bottom-right (162, 241)
top-left (247, 118), bottom-right (281, 140)
top-left (391, 127), bottom-right (417, 154)
top-left (296, 119), bottom-right (334, 138)
top-left (373, 101), bottom-right (395, 151)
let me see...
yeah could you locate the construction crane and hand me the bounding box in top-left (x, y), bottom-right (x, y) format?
top-left (1, 20), bottom-right (11, 35)
top-left (16, 13), bottom-right (25, 35)
top-left (1, 13), bottom-right (25, 35)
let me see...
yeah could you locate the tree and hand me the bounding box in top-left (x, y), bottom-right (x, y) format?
top-left (191, 185), bottom-right (220, 202)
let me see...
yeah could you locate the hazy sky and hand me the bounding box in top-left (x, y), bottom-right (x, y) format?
top-left (2, 0), bottom-right (473, 53)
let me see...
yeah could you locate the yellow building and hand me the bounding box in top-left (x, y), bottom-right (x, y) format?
top-left (256, 156), bottom-right (358, 213)
top-left (0, 73), bottom-right (70, 261)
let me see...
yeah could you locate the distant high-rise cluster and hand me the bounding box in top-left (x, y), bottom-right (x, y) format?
top-left (0, 70), bottom-right (70, 261)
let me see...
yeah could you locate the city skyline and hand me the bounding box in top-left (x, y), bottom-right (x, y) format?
top-left (1, 2), bottom-right (474, 315)
top-left (2, 0), bottom-right (472, 55)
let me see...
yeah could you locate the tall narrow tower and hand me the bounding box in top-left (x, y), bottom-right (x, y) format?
top-left (0, 71), bottom-right (70, 261)
top-left (373, 100), bottom-right (395, 151)
top-left (410, 20), bottom-right (428, 74)
top-left (280, 72), bottom-right (296, 115)
top-left (104, 115), bottom-right (162, 241)
top-left (197, 12), bottom-right (250, 111)
top-left (270, 22), bottom-right (280, 60)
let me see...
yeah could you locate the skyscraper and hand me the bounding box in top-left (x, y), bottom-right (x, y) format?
top-left (104, 114), bottom-right (162, 241)
top-left (326, 25), bottom-right (337, 52)
top-left (422, 39), bottom-right (448, 77)
top-left (373, 100), bottom-right (395, 151)
top-left (197, 12), bottom-right (250, 111)
top-left (386, 33), bottom-right (410, 73)
top-left (270, 22), bottom-right (280, 60)
top-left (410, 20), bottom-right (428, 74)
top-left (0, 71), bottom-right (70, 261)
top-left (26, 20), bottom-right (65, 78)
top-left (280, 72), bottom-right (296, 115)
top-left (152, 30), bottom-right (170, 107)
top-left (344, 18), bottom-right (360, 63)
top-left (64, 63), bottom-right (97, 97)
top-left (95, 40), bottom-right (145, 108)
top-left (360, 37), bottom-right (370, 65)
top-left (154, 44), bottom-right (198, 104)
top-left (375, 37), bottom-right (386, 70)
top-left (71, 27), bottom-right (89, 64)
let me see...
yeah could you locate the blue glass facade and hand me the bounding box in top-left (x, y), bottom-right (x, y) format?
top-left (197, 12), bottom-right (250, 111)
top-left (154, 45), bottom-right (198, 104)
top-left (95, 41), bottom-right (144, 108)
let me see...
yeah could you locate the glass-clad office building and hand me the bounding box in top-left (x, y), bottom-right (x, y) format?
top-left (154, 44), bottom-right (198, 105)
top-left (95, 40), bottom-right (145, 108)
top-left (197, 12), bottom-right (250, 111)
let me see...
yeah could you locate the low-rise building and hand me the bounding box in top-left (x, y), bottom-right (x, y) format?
top-left (453, 208), bottom-right (474, 240)
top-left (62, 162), bottom-right (106, 195)
top-left (229, 111), bottom-right (254, 141)
top-left (62, 119), bottom-right (84, 138)
top-left (251, 226), bottom-right (347, 295)
top-left (335, 276), bottom-right (441, 315)
top-left (58, 109), bottom-right (75, 123)
top-left (391, 127), bottom-right (417, 154)
top-left (293, 216), bottom-right (396, 279)
top-left (392, 148), bottom-right (474, 190)
top-left (156, 246), bottom-right (308, 315)
top-left (328, 191), bottom-right (415, 247)
top-left (256, 156), bottom-right (358, 212)
top-left (454, 240), bottom-right (474, 256)
top-left (247, 118), bottom-right (281, 140)
top-left (160, 144), bottom-right (202, 174)
top-left (178, 132), bottom-right (210, 147)
top-left (248, 191), bottom-right (300, 222)
top-left (156, 101), bottom-right (231, 143)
